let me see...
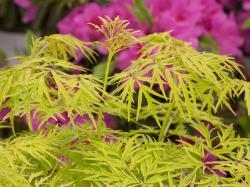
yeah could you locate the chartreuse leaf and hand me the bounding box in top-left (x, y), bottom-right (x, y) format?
top-left (112, 31), bottom-right (249, 131)
top-left (90, 16), bottom-right (139, 54)
top-left (0, 128), bottom-right (66, 186)
top-left (55, 122), bottom-right (248, 186)
top-left (0, 34), bottom-right (105, 130)
top-left (244, 82), bottom-right (250, 115)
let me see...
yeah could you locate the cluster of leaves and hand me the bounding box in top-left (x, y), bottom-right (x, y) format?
top-left (0, 17), bottom-right (250, 186)
top-left (0, 123), bottom-right (249, 186)
top-left (0, 129), bottom-right (60, 186)
top-left (63, 125), bottom-right (250, 186)
top-left (0, 34), bottom-right (102, 131)
top-left (112, 33), bottom-right (249, 115)
top-left (107, 31), bottom-right (250, 141)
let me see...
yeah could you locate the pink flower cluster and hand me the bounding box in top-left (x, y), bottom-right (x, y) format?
top-left (57, 0), bottom-right (243, 70)
top-left (14, 0), bottom-right (245, 67)
top-left (24, 111), bottom-right (117, 131)
top-left (219, 0), bottom-right (250, 54)
top-left (14, 0), bottom-right (39, 23)
top-left (0, 107), bottom-right (117, 131)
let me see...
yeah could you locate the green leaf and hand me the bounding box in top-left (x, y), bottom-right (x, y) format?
top-left (93, 60), bottom-right (116, 78)
top-left (0, 48), bottom-right (7, 67)
top-left (199, 35), bottom-right (219, 53)
top-left (25, 30), bottom-right (36, 54)
top-left (133, 0), bottom-right (153, 27)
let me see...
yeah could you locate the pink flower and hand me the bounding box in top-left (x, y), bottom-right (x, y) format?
top-left (103, 113), bottom-right (118, 129)
top-left (14, 0), bottom-right (39, 23)
top-left (212, 14), bottom-right (242, 56)
top-left (58, 3), bottom-right (106, 41)
top-left (23, 110), bottom-right (46, 131)
top-left (219, 0), bottom-right (239, 10)
top-left (116, 44), bottom-right (141, 70)
top-left (0, 108), bottom-right (10, 121)
top-left (73, 113), bottom-right (118, 129)
top-left (58, 0), bottom-right (243, 71)
top-left (236, 11), bottom-right (250, 54)
top-left (14, 0), bottom-right (32, 8)
top-left (200, 0), bottom-right (243, 56)
top-left (47, 111), bottom-right (70, 126)
top-left (146, 0), bottom-right (172, 18)
top-left (106, 0), bottom-right (149, 32)
top-left (58, 1), bottom-right (148, 42)
top-left (74, 114), bottom-right (92, 125)
top-left (151, 0), bottom-right (203, 48)
top-left (202, 152), bottom-right (227, 177)
top-left (22, 5), bottom-right (39, 23)
top-left (23, 110), bottom-right (117, 131)
top-left (244, 0), bottom-right (250, 10)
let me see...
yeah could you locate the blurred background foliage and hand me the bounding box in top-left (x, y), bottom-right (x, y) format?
top-left (0, 0), bottom-right (87, 34)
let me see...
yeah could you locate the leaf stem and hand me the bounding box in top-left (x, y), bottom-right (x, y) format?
top-left (103, 53), bottom-right (114, 91)
top-left (158, 102), bottom-right (175, 142)
top-left (97, 52), bottom-right (114, 139)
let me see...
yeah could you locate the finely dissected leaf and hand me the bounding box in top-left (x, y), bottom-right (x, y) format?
top-left (0, 129), bottom-right (63, 186)
top-left (0, 35), bottom-right (105, 130)
top-left (31, 34), bottom-right (96, 62)
top-left (60, 124), bottom-right (250, 186)
top-left (243, 82), bottom-right (250, 115)
top-left (111, 32), bottom-right (249, 127)
top-left (91, 16), bottom-right (139, 54)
